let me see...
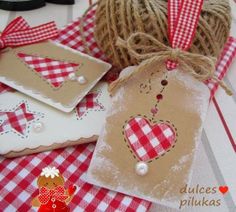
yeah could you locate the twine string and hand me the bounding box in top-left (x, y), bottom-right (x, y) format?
top-left (109, 32), bottom-right (232, 96)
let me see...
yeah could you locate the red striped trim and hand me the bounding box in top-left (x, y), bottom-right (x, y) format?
top-left (207, 37), bottom-right (236, 98)
top-left (213, 97), bottom-right (236, 152)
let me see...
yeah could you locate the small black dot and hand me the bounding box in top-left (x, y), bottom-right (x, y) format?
top-left (161, 79), bottom-right (168, 86)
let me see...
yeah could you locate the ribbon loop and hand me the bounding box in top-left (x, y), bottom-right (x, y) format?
top-left (0, 17), bottom-right (58, 50)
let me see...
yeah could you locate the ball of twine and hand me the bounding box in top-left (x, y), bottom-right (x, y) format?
top-left (94, 0), bottom-right (231, 69)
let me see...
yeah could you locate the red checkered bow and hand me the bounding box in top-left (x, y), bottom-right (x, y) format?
top-left (0, 16), bottom-right (58, 50)
top-left (38, 186), bottom-right (68, 204)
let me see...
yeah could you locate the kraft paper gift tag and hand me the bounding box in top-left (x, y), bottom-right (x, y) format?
top-left (0, 41), bottom-right (111, 112)
top-left (86, 0), bottom-right (232, 208)
top-left (86, 64), bottom-right (210, 208)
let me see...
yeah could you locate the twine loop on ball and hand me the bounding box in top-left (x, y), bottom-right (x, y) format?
top-left (95, 0), bottom-right (231, 69)
top-left (109, 32), bottom-right (232, 96)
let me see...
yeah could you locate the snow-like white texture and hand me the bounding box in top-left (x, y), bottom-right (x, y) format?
top-left (172, 70), bottom-right (210, 122)
top-left (40, 167), bottom-right (59, 178)
top-left (107, 66), bottom-right (137, 117)
top-left (108, 87), bottom-right (126, 117)
top-left (171, 153), bottom-right (193, 172)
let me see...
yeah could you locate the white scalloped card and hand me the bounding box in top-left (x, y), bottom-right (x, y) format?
top-left (0, 82), bottom-right (111, 157)
top-left (0, 41), bottom-right (111, 112)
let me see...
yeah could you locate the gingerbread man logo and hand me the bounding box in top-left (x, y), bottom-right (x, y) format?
top-left (31, 167), bottom-right (76, 212)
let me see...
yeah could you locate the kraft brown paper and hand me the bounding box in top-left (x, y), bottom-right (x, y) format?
top-left (0, 42), bottom-right (109, 106)
top-left (87, 65), bottom-right (210, 207)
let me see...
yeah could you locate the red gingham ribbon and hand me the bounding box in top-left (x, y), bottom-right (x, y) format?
top-left (166, 0), bottom-right (204, 70)
top-left (0, 16), bottom-right (58, 50)
top-left (38, 186), bottom-right (68, 204)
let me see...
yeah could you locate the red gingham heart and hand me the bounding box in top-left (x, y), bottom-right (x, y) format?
top-left (124, 117), bottom-right (176, 162)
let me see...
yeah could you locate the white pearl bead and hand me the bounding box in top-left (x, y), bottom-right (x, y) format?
top-left (68, 73), bottom-right (77, 81)
top-left (135, 162), bottom-right (149, 176)
top-left (33, 122), bottom-right (44, 133)
top-left (77, 76), bottom-right (87, 84)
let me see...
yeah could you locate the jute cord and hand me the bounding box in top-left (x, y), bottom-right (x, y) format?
top-left (94, 0), bottom-right (231, 69)
top-left (109, 33), bottom-right (232, 96)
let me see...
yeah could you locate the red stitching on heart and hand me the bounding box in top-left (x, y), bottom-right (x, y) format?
top-left (123, 116), bottom-right (177, 162)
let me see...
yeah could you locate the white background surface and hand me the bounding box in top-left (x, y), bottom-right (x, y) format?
top-left (0, 0), bottom-right (236, 211)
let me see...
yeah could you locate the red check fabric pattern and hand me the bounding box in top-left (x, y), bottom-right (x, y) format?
top-left (207, 37), bottom-right (236, 98)
top-left (0, 16), bottom-right (58, 49)
top-left (0, 103), bottom-right (35, 135)
top-left (76, 92), bottom-right (104, 118)
top-left (0, 143), bottom-right (151, 211)
top-left (17, 53), bottom-right (79, 88)
top-left (54, 7), bottom-right (106, 61)
top-left (168, 0), bottom-right (179, 43)
top-left (167, 0), bottom-right (204, 70)
top-left (124, 117), bottom-right (176, 161)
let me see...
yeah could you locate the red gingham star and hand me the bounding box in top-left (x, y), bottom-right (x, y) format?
top-left (76, 92), bottom-right (104, 118)
top-left (0, 103), bottom-right (36, 135)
